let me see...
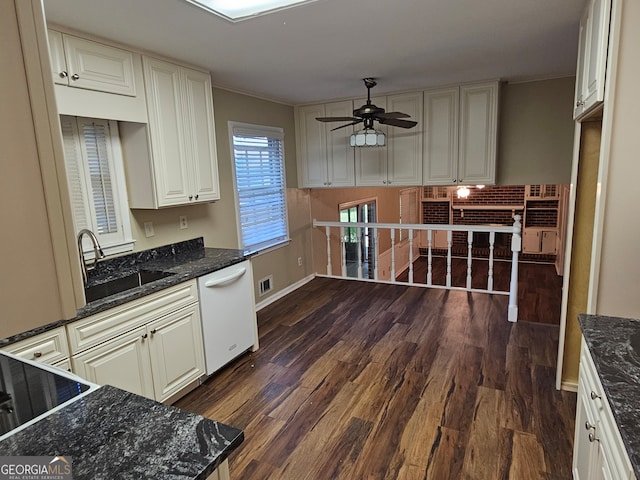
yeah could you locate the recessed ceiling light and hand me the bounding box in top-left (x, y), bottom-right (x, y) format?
top-left (184, 0), bottom-right (318, 21)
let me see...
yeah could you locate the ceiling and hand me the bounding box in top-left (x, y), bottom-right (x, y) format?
top-left (43, 0), bottom-right (586, 105)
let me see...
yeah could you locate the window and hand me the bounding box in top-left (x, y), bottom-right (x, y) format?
top-left (230, 122), bottom-right (289, 254)
top-left (60, 116), bottom-right (133, 257)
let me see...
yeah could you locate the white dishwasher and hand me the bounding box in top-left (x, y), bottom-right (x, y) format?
top-left (197, 260), bottom-right (258, 375)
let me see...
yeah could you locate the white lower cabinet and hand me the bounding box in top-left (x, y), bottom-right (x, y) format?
top-left (69, 280), bottom-right (205, 403)
top-left (573, 339), bottom-right (635, 480)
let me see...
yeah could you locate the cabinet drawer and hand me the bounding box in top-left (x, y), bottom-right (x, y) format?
top-left (2, 326), bottom-right (69, 365)
top-left (68, 280), bottom-right (198, 353)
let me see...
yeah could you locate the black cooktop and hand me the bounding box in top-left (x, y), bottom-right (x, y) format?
top-left (0, 352), bottom-right (92, 439)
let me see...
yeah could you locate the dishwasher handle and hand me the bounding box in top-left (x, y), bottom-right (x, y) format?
top-left (203, 267), bottom-right (246, 288)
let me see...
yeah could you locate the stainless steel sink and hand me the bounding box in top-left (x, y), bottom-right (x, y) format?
top-left (84, 270), bottom-right (174, 303)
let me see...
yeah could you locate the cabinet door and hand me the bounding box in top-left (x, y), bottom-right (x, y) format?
top-left (583, 0), bottom-right (611, 113)
top-left (573, 7), bottom-right (589, 119)
top-left (47, 30), bottom-right (67, 86)
top-left (387, 92), bottom-right (423, 185)
top-left (72, 326), bottom-right (155, 399)
top-left (143, 57), bottom-right (191, 206)
top-left (182, 68), bottom-right (220, 202)
top-left (147, 304), bottom-right (205, 402)
top-left (424, 87), bottom-right (459, 185)
top-left (541, 230), bottom-right (557, 254)
top-left (573, 386), bottom-right (598, 480)
top-left (522, 230), bottom-right (541, 253)
top-left (458, 82), bottom-right (498, 185)
top-left (296, 104), bottom-right (327, 187)
top-left (355, 96), bottom-right (388, 186)
top-left (325, 100), bottom-right (355, 187)
top-left (62, 34), bottom-right (136, 96)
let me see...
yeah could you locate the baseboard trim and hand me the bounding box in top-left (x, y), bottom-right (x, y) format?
top-left (255, 274), bottom-right (316, 311)
top-left (560, 380), bottom-right (578, 392)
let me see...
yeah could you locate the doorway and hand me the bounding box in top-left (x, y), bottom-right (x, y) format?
top-left (339, 199), bottom-right (377, 279)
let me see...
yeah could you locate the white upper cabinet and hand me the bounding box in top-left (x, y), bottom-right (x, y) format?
top-left (296, 101), bottom-right (354, 187)
top-left (356, 93), bottom-right (423, 186)
top-left (423, 81), bottom-right (498, 186)
top-left (47, 29), bottom-right (136, 96)
top-left (122, 57), bottom-right (219, 208)
top-left (573, 0), bottom-right (612, 120)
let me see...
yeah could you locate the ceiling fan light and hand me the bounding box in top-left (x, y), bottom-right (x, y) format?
top-left (350, 128), bottom-right (385, 148)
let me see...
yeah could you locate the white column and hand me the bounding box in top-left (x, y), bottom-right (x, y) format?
top-left (356, 227), bottom-right (363, 279)
top-left (446, 230), bottom-right (452, 288)
top-left (373, 228), bottom-right (379, 280)
top-left (390, 228), bottom-right (396, 281)
top-left (325, 226), bottom-right (332, 276)
top-left (409, 229), bottom-right (414, 284)
top-left (466, 231), bottom-right (473, 290)
top-left (488, 231), bottom-right (495, 292)
top-left (340, 226), bottom-right (346, 277)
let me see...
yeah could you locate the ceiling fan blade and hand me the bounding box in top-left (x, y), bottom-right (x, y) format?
top-left (377, 118), bottom-right (418, 129)
top-left (316, 116), bottom-right (360, 122)
top-left (375, 111), bottom-right (410, 120)
top-left (330, 119), bottom-right (363, 131)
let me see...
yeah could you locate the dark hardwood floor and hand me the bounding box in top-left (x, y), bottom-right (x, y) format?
top-left (177, 276), bottom-right (575, 479)
top-left (396, 256), bottom-right (563, 325)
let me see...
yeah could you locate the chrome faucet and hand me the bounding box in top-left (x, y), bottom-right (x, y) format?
top-left (77, 229), bottom-right (105, 285)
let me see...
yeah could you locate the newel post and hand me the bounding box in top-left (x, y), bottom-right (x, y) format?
top-left (508, 215), bottom-right (522, 322)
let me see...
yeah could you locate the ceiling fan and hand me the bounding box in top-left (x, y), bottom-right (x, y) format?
top-left (315, 78), bottom-right (418, 131)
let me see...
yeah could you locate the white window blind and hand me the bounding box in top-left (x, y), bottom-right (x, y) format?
top-left (60, 115), bottom-right (133, 256)
top-left (230, 123), bottom-right (289, 254)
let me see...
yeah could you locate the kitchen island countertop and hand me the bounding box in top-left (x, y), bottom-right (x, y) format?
top-left (0, 385), bottom-right (243, 479)
top-left (579, 313), bottom-right (640, 479)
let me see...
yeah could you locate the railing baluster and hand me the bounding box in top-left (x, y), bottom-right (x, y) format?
top-left (409, 229), bottom-right (414, 284)
top-left (325, 226), bottom-right (332, 276)
top-left (488, 231), bottom-right (495, 292)
top-left (357, 227), bottom-right (363, 279)
top-left (508, 215), bottom-right (522, 322)
top-left (373, 227), bottom-right (379, 280)
top-left (340, 226), bottom-right (346, 277)
top-left (427, 230), bottom-right (433, 286)
top-left (446, 230), bottom-right (452, 288)
top-left (466, 231), bottom-right (473, 290)
top-left (390, 228), bottom-right (396, 281)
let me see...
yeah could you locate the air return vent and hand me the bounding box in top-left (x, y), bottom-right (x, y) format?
top-left (259, 275), bottom-right (273, 296)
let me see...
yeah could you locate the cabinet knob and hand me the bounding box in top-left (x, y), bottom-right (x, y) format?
top-left (188, 195), bottom-right (193, 200)
top-left (150, 329), bottom-right (157, 335)
top-left (588, 432), bottom-right (598, 443)
top-left (453, 179), bottom-right (457, 183)
top-left (576, 100), bottom-right (584, 107)
top-left (141, 333), bottom-right (148, 340)
top-left (590, 391), bottom-right (601, 400)
top-left (33, 351), bottom-right (42, 358)
top-left (71, 73), bottom-right (80, 81)
top-left (195, 194), bottom-right (199, 200)
top-left (59, 71), bottom-right (68, 79)
top-left (585, 421), bottom-right (595, 431)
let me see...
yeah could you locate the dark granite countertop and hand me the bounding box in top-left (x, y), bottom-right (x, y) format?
top-left (0, 238), bottom-right (248, 347)
top-left (579, 313), bottom-right (640, 479)
top-left (0, 385), bottom-right (243, 479)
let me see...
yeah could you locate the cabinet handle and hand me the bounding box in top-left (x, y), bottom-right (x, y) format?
top-left (150, 329), bottom-right (157, 335)
top-left (588, 432), bottom-right (599, 443)
top-left (188, 195), bottom-right (193, 200)
top-left (195, 194), bottom-right (199, 200)
top-left (71, 73), bottom-right (80, 81)
top-left (585, 421), bottom-right (595, 431)
top-left (33, 351), bottom-right (42, 358)
top-left (590, 391), bottom-right (601, 400)
top-left (453, 179), bottom-right (457, 183)
top-left (576, 100), bottom-right (584, 107)
top-left (59, 71), bottom-right (68, 79)
top-left (141, 333), bottom-right (148, 340)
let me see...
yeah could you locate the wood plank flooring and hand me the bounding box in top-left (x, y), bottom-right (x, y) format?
top-left (396, 257), bottom-right (563, 325)
top-left (176, 277), bottom-right (575, 479)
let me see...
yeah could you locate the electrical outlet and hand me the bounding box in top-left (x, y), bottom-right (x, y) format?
top-left (144, 222), bottom-right (154, 237)
top-left (297, 257), bottom-right (303, 267)
top-left (179, 216), bottom-right (188, 229)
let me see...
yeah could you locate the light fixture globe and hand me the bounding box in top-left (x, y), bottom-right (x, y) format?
top-left (350, 128), bottom-right (385, 147)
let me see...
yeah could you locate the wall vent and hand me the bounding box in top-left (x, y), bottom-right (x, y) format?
top-left (258, 275), bottom-right (273, 296)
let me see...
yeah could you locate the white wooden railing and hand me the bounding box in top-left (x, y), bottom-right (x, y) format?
top-left (313, 215), bottom-right (522, 322)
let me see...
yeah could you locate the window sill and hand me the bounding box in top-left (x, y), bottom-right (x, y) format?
top-left (82, 239), bottom-right (136, 260)
top-left (245, 239), bottom-right (291, 257)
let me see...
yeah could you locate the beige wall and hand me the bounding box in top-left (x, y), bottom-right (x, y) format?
top-left (497, 77), bottom-right (575, 185)
top-left (593, 0), bottom-right (640, 316)
top-left (124, 88), bottom-right (312, 303)
top-left (309, 187), bottom-right (405, 275)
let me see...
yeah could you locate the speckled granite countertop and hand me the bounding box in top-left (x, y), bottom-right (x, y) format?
top-left (579, 313), bottom-right (640, 478)
top-left (0, 385), bottom-right (243, 479)
top-left (0, 238), bottom-right (247, 347)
